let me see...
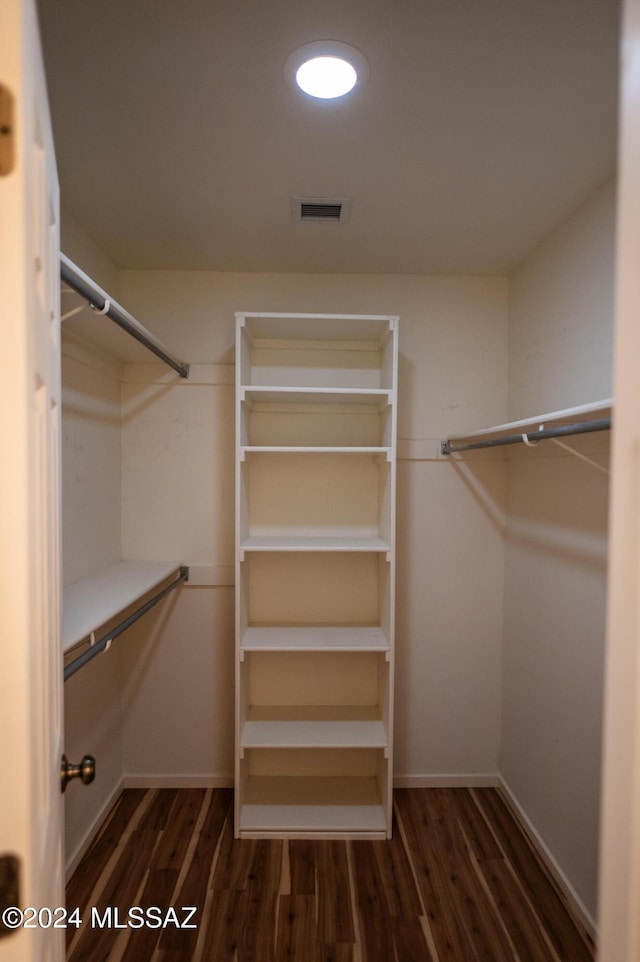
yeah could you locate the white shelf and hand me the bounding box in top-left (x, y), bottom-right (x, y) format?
top-left (240, 626), bottom-right (390, 652)
top-left (241, 446), bottom-right (390, 455)
top-left (240, 534), bottom-right (390, 552)
top-left (241, 386), bottom-right (392, 408)
top-left (448, 398), bottom-right (613, 444)
top-left (239, 312), bottom-right (395, 343)
top-left (241, 707), bottom-right (388, 749)
top-left (239, 776), bottom-right (387, 836)
top-left (62, 560), bottom-right (180, 653)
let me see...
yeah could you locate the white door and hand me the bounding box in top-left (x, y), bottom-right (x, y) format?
top-left (597, 0), bottom-right (640, 958)
top-left (0, 0), bottom-right (64, 959)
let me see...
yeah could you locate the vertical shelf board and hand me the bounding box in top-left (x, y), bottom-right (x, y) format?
top-left (383, 320), bottom-right (398, 839)
top-left (235, 312), bottom-right (398, 838)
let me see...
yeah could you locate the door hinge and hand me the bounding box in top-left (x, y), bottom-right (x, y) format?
top-left (0, 854), bottom-right (20, 939)
top-left (0, 85), bottom-right (15, 177)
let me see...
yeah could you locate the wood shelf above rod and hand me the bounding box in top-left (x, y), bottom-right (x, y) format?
top-left (63, 562), bottom-right (188, 681)
top-left (62, 561), bottom-right (184, 653)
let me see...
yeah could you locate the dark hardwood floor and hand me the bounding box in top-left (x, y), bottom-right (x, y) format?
top-left (66, 787), bottom-right (595, 961)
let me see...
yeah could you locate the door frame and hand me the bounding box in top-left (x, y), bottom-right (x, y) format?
top-left (0, 0), bottom-right (64, 959)
top-left (597, 0), bottom-right (640, 958)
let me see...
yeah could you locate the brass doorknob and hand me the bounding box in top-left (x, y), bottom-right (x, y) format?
top-left (60, 754), bottom-right (95, 793)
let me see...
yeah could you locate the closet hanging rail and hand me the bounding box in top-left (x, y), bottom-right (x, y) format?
top-left (63, 566), bottom-right (189, 681)
top-left (441, 417), bottom-right (611, 455)
top-left (60, 253), bottom-right (190, 378)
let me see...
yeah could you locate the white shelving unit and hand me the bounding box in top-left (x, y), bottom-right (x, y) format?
top-left (235, 311), bottom-right (398, 838)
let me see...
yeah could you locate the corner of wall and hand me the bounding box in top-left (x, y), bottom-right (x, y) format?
top-left (507, 177), bottom-right (616, 419)
top-left (499, 176), bottom-right (615, 923)
top-left (60, 207), bottom-right (121, 298)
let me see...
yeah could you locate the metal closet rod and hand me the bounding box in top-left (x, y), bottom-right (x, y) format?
top-left (441, 417), bottom-right (611, 455)
top-left (63, 566), bottom-right (189, 681)
top-left (60, 253), bottom-right (190, 379)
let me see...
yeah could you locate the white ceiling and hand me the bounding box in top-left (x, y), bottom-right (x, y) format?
top-left (37, 0), bottom-right (619, 275)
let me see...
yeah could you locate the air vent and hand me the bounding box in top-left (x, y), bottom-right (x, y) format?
top-left (292, 196), bottom-right (352, 223)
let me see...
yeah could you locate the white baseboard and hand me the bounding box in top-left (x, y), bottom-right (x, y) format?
top-left (393, 773), bottom-right (500, 788)
top-left (123, 773), bottom-right (233, 789)
top-left (65, 777), bottom-right (124, 881)
top-left (498, 777), bottom-right (597, 940)
top-left (122, 772), bottom-right (497, 791)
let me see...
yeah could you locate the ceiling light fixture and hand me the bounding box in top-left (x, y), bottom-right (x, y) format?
top-left (285, 41), bottom-right (369, 100)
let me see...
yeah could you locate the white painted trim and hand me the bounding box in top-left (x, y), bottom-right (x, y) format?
top-left (598, 3), bottom-right (640, 958)
top-left (397, 438), bottom-right (444, 461)
top-left (123, 774), bottom-right (233, 789)
top-left (237, 311), bottom-right (399, 321)
top-left (498, 777), bottom-right (597, 940)
top-left (65, 777), bottom-right (124, 880)
top-left (393, 773), bottom-right (500, 788)
top-left (183, 564), bottom-right (235, 587)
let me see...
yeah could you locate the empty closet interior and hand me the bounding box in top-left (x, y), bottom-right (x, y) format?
top-left (43, 0), bottom-right (618, 941)
top-left (59, 188), bottom-right (613, 934)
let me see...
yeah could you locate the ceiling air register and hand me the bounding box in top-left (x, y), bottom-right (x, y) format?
top-left (291, 197), bottom-right (352, 223)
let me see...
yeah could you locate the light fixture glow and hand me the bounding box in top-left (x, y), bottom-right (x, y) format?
top-left (295, 56), bottom-right (357, 99)
top-left (285, 41), bottom-right (369, 101)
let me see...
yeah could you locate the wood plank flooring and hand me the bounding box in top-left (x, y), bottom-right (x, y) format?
top-left (66, 787), bottom-right (595, 962)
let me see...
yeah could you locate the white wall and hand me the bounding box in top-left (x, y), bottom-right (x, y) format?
top-left (61, 341), bottom-right (122, 585)
top-left (117, 271), bottom-right (509, 785)
top-left (61, 208), bottom-right (121, 298)
top-left (501, 179), bottom-right (615, 924)
top-left (395, 452), bottom-right (506, 778)
top-left (508, 179), bottom-right (615, 419)
top-left (60, 215), bottom-right (125, 870)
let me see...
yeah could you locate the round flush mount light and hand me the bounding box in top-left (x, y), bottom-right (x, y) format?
top-left (285, 41), bottom-right (369, 100)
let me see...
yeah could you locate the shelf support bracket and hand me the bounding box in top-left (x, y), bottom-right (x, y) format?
top-left (549, 438), bottom-right (610, 475)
